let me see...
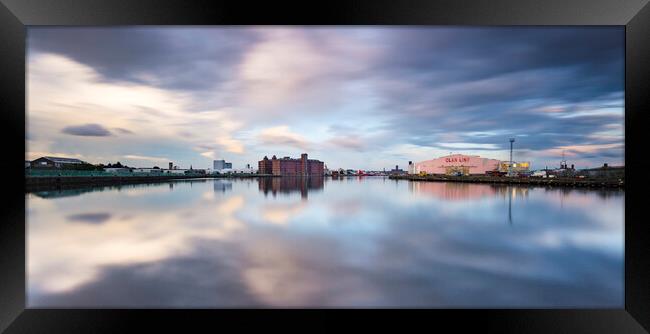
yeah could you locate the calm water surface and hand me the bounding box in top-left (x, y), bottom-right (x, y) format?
top-left (27, 177), bottom-right (624, 307)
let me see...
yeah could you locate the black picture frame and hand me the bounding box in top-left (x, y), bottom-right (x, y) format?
top-left (2, 0), bottom-right (649, 332)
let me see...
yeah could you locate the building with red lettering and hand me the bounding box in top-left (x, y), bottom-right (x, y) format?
top-left (412, 154), bottom-right (502, 176)
top-left (258, 153), bottom-right (325, 176)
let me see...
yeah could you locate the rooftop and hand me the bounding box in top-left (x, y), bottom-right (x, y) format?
top-left (41, 156), bottom-right (85, 163)
top-left (582, 165), bottom-right (624, 171)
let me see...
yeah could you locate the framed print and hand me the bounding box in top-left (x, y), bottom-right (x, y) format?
top-left (1, 0), bottom-right (649, 332)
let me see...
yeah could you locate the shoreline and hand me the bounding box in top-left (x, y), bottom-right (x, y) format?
top-left (25, 173), bottom-right (624, 193)
top-left (388, 174), bottom-right (624, 188)
top-left (25, 173), bottom-right (274, 192)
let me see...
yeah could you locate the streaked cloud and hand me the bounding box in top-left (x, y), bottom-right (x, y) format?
top-left (113, 128), bottom-right (134, 135)
top-left (123, 154), bottom-right (169, 164)
top-left (438, 143), bottom-right (500, 150)
top-left (61, 124), bottom-right (112, 137)
top-left (257, 126), bottom-right (311, 150)
top-left (67, 213), bottom-right (112, 224)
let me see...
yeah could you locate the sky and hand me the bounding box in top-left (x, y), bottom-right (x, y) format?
top-left (26, 27), bottom-right (624, 170)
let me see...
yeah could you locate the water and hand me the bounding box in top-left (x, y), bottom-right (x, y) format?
top-left (26, 177), bottom-right (624, 308)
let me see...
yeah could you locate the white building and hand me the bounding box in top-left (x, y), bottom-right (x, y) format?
top-left (104, 167), bottom-right (132, 173)
top-left (215, 167), bottom-right (257, 174)
top-left (132, 168), bottom-right (187, 174)
top-left (213, 159), bottom-right (233, 171)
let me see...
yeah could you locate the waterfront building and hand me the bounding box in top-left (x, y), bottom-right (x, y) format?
top-left (390, 165), bottom-right (407, 175)
top-left (131, 167), bottom-right (205, 175)
top-left (498, 161), bottom-right (531, 174)
top-left (579, 163), bottom-right (624, 179)
top-left (30, 156), bottom-right (86, 169)
top-left (412, 154), bottom-right (532, 176)
top-left (216, 167), bottom-right (257, 174)
top-left (258, 153), bottom-right (324, 176)
top-left (258, 156), bottom-right (273, 175)
top-left (213, 159), bottom-right (233, 171)
top-left (104, 167), bottom-right (132, 173)
top-left (547, 161), bottom-right (577, 177)
top-left (413, 154), bottom-right (502, 176)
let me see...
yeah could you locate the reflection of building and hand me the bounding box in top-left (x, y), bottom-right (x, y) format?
top-left (409, 181), bottom-right (497, 201)
top-left (258, 153), bottom-right (324, 176)
top-left (213, 180), bottom-right (233, 193)
top-left (494, 185), bottom-right (530, 199)
top-left (258, 176), bottom-right (324, 199)
top-left (495, 185), bottom-right (529, 226)
top-left (409, 181), bottom-right (530, 202)
top-left (413, 154), bottom-right (501, 176)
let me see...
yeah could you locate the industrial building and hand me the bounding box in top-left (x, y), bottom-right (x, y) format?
top-left (131, 167), bottom-right (206, 175)
top-left (579, 163), bottom-right (624, 179)
top-left (258, 153), bottom-right (324, 176)
top-left (412, 154), bottom-right (530, 176)
top-left (30, 156), bottom-right (87, 168)
top-left (390, 165), bottom-right (407, 175)
top-left (498, 161), bottom-right (531, 174)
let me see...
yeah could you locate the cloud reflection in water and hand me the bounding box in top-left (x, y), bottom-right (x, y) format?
top-left (27, 178), bottom-right (623, 307)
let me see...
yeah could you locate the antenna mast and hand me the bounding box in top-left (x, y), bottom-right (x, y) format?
top-left (509, 138), bottom-right (515, 176)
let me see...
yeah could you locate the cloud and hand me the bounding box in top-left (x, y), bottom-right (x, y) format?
top-left (123, 154), bottom-right (169, 163)
top-left (113, 128), bottom-right (134, 135)
top-left (61, 123), bottom-right (112, 137)
top-left (27, 52), bottom-right (247, 168)
top-left (542, 143), bottom-right (623, 158)
top-left (28, 27), bottom-right (260, 92)
top-left (216, 136), bottom-right (245, 154)
top-left (257, 126), bottom-right (310, 150)
top-left (326, 136), bottom-right (366, 151)
top-left (200, 151), bottom-right (216, 160)
top-left (438, 143), bottom-right (500, 150)
top-left (28, 27), bottom-right (624, 170)
top-left (235, 29), bottom-right (379, 118)
top-left (67, 213), bottom-right (112, 224)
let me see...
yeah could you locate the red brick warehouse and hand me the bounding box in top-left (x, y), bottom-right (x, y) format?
top-left (258, 153), bottom-right (325, 176)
